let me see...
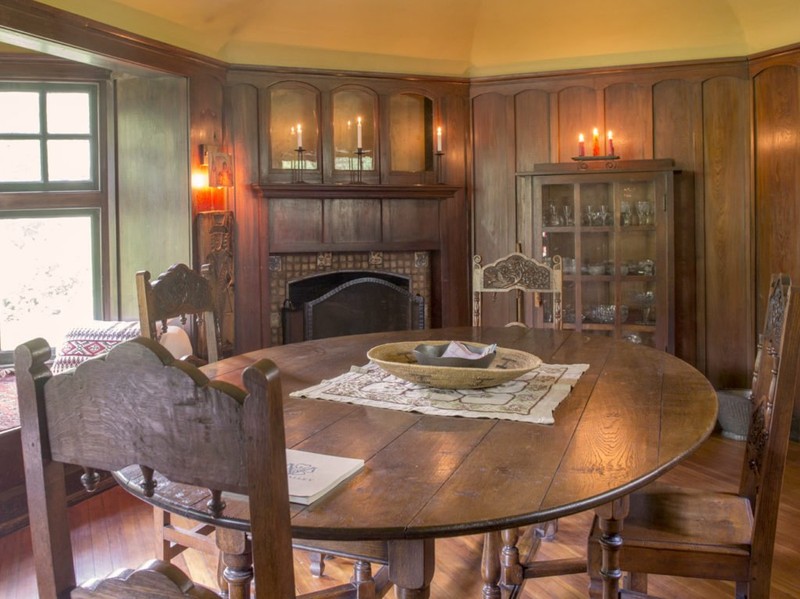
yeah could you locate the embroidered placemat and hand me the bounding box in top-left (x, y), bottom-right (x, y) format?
top-left (290, 361), bottom-right (589, 424)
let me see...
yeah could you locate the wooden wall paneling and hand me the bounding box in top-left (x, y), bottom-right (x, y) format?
top-left (604, 82), bottom-right (653, 160)
top-left (653, 79), bottom-right (703, 368)
top-left (438, 93), bottom-right (471, 327)
top-left (702, 75), bottom-right (752, 389)
top-left (472, 92), bottom-right (518, 325)
top-left (753, 65), bottom-right (800, 321)
top-left (226, 83), bottom-right (264, 352)
top-left (189, 73), bottom-right (225, 215)
top-left (514, 89), bottom-right (551, 321)
top-left (383, 199), bottom-right (440, 244)
top-left (268, 199), bottom-right (324, 249)
top-left (753, 64), bottom-right (800, 429)
top-left (557, 86), bottom-right (599, 163)
top-left (115, 76), bottom-right (191, 319)
top-left (324, 199), bottom-right (382, 244)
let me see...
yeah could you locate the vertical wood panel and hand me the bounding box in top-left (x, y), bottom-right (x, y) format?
top-left (702, 75), bottom-right (751, 388)
top-left (227, 83), bottom-right (265, 352)
top-left (116, 76), bottom-right (190, 319)
top-left (557, 87), bottom-right (598, 162)
top-left (472, 92), bottom-right (516, 325)
top-left (605, 83), bottom-right (653, 159)
top-left (753, 65), bottom-right (800, 427)
top-left (653, 79), bottom-right (702, 367)
top-left (754, 65), bottom-right (800, 321)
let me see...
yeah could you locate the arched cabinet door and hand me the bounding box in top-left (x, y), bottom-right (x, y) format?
top-left (331, 86), bottom-right (379, 183)
top-left (264, 81), bottom-right (321, 183)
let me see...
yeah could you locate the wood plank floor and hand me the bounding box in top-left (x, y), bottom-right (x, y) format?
top-left (1, 433), bottom-right (798, 598)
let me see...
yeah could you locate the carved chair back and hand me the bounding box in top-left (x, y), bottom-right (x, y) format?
top-left (136, 263), bottom-right (219, 363)
top-left (472, 251), bottom-right (562, 328)
top-left (739, 273), bottom-right (798, 578)
top-left (15, 337), bottom-right (295, 598)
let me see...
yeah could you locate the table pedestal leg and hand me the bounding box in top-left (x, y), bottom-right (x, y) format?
top-left (388, 538), bottom-right (435, 599)
top-left (593, 496), bottom-right (629, 599)
top-left (216, 528), bottom-right (252, 599)
top-left (481, 531), bottom-right (501, 599)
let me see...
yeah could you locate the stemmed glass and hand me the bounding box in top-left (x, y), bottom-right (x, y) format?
top-left (636, 201), bottom-right (651, 225)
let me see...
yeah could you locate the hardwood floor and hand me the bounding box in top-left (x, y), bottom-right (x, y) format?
top-left (1, 433), bottom-right (798, 598)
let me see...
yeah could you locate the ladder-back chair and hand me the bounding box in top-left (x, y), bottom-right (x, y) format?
top-left (15, 337), bottom-right (293, 598)
top-left (588, 274), bottom-right (799, 598)
top-left (472, 251), bottom-right (563, 329)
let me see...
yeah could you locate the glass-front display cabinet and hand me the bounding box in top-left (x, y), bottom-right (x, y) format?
top-left (520, 160), bottom-right (675, 352)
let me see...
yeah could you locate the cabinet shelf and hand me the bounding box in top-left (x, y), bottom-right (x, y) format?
top-left (521, 159), bottom-right (675, 353)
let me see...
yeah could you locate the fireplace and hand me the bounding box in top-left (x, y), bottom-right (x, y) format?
top-left (282, 271), bottom-right (424, 343)
top-left (268, 251), bottom-right (431, 345)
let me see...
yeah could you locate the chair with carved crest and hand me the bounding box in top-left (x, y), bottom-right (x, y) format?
top-left (472, 249), bottom-right (563, 329)
top-left (15, 337), bottom-right (283, 598)
top-left (16, 336), bottom-right (391, 599)
top-left (136, 263), bottom-right (222, 566)
top-left (587, 274), bottom-right (798, 598)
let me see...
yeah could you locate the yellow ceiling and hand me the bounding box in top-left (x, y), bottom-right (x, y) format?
top-left (32, 0), bottom-right (800, 76)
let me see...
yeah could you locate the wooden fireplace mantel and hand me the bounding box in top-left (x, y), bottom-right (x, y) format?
top-left (234, 183), bottom-right (470, 352)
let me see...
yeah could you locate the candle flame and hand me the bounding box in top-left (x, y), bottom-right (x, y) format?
top-left (579, 133), bottom-right (585, 142)
top-left (607, 130), bottom-right (613, 139)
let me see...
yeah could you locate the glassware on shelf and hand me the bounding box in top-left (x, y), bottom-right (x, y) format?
top-left (636, 200), bottom-right (652, 225)
top-left (621, 201), bottom-right (632, 226)
top-left (563, 203), bottom-right (574, 225)
top-left (548, 203), bottom-right (563, 226)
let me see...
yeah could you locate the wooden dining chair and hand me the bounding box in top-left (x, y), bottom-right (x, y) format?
top-left (16, 336), bottom-right (387, 599)
top-left (14, 337), bottom-right (278, 598)
top-left (472, 249), bottom-right (563, 329)
top-left (135, 262), bottom-right (223, 566)
top-left (587, 273), bottom-right (799, 598)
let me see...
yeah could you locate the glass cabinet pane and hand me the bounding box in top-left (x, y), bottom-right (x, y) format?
top-left (269, 84), bottom-right (319, 171)
top-left (333, 88), bottom-right (376, 172)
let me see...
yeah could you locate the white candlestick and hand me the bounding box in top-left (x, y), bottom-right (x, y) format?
top-left (436, 126), bottom-right (442, 152)
top-left (357, 117), bottom-right (363, 150)
top-left (296, 123), bottom-right (302, 149)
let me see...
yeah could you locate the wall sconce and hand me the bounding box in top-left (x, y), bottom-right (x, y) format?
top-left (198, 144), bottom-right (233, 188)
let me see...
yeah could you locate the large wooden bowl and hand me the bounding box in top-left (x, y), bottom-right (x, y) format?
top-left (367, 341), bottom-right (541, 389)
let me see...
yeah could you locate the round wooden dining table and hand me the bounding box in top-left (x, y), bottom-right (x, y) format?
top-left (114, 326), bottom-right (717, 599)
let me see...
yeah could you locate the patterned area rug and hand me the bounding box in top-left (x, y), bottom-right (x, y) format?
top-left (0, 372), bottom-right (18, 432)
top-left (291, 361), bottom-right (589, 424)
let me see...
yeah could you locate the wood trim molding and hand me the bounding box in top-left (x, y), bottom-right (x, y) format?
top-left (0, 0), bottom-right (226, 78)
top-left (254, 184), bottom-right (461, 200)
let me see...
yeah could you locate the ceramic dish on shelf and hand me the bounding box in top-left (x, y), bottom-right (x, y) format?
top-left (367, 341), bottom-right (542, 389)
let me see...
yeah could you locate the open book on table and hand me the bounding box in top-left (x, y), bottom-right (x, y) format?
top-left (286, 449), bottom-right (365, 505)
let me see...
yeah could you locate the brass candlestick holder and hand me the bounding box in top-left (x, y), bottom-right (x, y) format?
top-left (435, 151), bottom-right (445, 184)
top-left (350, 148), bottom-right (366, 184)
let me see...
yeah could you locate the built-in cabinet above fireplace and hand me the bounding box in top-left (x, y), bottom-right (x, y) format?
top-left (226, 70), bottom-right (470, 352)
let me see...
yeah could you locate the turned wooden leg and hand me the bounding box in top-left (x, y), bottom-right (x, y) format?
top-left (216, 528), bottom-right (252, 599)
top-left (388, 538), bottom-right (435, 599)
top-left (481, 531), bottom-right (501, 599)
top-left (351, 560), bottom-right (377, 599)
top-left (593, 497), bottom-right (629, 599)
top-left (499, 528), bottom-right (523, 588)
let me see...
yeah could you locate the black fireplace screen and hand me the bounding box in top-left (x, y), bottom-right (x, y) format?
top-left (282, 273), bottom-right (424, 343)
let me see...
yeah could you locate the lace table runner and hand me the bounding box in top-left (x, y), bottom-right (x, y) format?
top-left (290, 362), bottom-right (589, 424)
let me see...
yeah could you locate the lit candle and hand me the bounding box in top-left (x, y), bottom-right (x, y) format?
top-left (296, 123), bottom-right (302, 149)
top-left (436, 126), bottom-right (443, 152)
top-left (592, 127), bottom-right (600, 156)
top-left (357, 116), bottom-right (362, 150)
top-left (578, 133), bottom-right (585, 157)
top-left (607, 130), bottom-right (615, 155)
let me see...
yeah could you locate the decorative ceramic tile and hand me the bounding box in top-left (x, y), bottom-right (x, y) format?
top-left (369, 251), bottom-right (383, 266)
top-left (414, 252), bottom-right (429, 268)
top-left (268, 255), bottom-right (282, 272)
top-left (317, 252), bottom-right (332, 267)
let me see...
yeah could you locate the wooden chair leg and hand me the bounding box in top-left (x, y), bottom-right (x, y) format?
top-left (153, 507), bottom-right (170, 560)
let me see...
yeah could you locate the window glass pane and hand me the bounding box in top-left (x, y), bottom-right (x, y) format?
top-left (0, 140), bottom-right (42, 182)
top-left (47, 92), bottom-right (91, 134)
top-left (0, 91), bottom-right (40, 134)
top-left (47, 139), bottom-right (91, 181)
top-left (0, 215), bottom-right (96, 351)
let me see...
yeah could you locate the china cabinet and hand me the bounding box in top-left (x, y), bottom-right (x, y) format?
top-left (519, 159), bottom-right (675, 352)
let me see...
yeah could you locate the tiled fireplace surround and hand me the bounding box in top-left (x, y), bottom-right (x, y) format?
top-left (267, 250), bottom-right (432, 346)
